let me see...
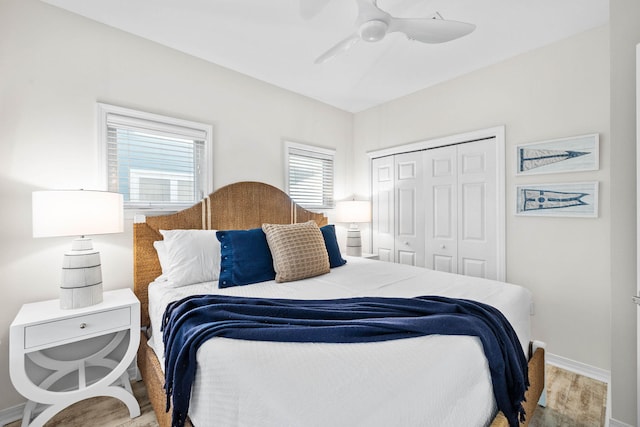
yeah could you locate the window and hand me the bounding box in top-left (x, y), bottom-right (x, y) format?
top-left (285, 141), bottom-right (335, 209)
top-left (98, 103), bottom-right (212, 210)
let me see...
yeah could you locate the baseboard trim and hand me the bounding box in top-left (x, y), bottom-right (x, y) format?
top-left (546, 352), bottom-right (611, 384)
top-left (609, 418), bottom-right (633, 427)
top-left (0, 403), bottom-right (25, 427)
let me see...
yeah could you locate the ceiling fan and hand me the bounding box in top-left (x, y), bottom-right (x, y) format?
top-left (313, 0), bottom-right (476, 64)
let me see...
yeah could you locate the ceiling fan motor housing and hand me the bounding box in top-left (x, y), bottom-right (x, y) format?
top-left (358, 20), bottom-right (388, 42)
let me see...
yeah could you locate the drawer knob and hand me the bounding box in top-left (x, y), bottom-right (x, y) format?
top-left (80, 323), bottom-right (87, 329)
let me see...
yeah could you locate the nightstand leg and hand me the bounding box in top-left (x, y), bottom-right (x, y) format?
top-left (21, 385), bottom-right (141, 426)
top-left (19, 331), bottom-right (141, 426)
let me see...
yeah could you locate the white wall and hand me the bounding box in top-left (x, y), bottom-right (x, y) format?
top-left (353, 26), bottom-right (611, 372)
top-left (0, 0), bottom-right (352, 410)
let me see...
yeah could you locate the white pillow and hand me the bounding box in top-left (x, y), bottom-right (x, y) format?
top-left (152, 240), bottom-right (170, 282)
top-left (158, 229), bottom-right (221, 287)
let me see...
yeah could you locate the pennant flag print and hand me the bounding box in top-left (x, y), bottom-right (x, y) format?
top-left (516, 134), bottom-right (598, 175)
top-left (516, 182), bottom-right (598, 217)
top-left (519, 148), bottom-right (589, 172)
top-left (522, 189), bottom-right (588, 211)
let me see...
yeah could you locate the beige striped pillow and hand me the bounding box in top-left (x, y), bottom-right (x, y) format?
top-left (262, 221), bottom-right (330, 283)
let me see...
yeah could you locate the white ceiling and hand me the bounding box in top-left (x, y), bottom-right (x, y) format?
top-left (41, 0), bottom-right (609, 113)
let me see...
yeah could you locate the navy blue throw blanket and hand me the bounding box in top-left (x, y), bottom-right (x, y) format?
top-left (162, 294), bottom-right (529, 427)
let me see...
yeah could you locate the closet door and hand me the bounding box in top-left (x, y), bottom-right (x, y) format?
top-left (372, 136), bottom-right (500, 280)
top-left (424, 139), bottom-right (498, 279)
top-left (394, 152), bottom-right (425, 266)
top-left (457, 139), bottom-right (497, 279)
top-left (371, 156), bottom-right (395, 262)
top-left (424, 145), bottom-right (458, 273)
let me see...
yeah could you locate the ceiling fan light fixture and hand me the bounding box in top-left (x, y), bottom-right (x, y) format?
top-left (314, 0), bottom-right (475, 64)
top-left (358, 20), bottom-right (388, 42)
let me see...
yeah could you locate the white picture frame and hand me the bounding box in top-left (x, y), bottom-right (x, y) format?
top-left (515, 182), bottom-right (599, 218)
top-left (516, 133), bottom-right (599, 175)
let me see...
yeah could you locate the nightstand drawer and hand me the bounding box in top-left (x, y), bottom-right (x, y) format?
top-left (24, 307), bottom-right (131, 349)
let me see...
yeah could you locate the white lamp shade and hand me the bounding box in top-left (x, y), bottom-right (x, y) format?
top-left (336, 200), bottom-right (371, 223)
top-left (32, 190), bottom-right (124, 238)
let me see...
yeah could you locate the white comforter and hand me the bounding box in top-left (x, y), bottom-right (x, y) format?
top-left (148, 257), bottom-right (532, 427)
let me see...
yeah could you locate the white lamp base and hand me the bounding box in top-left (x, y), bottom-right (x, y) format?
top-left (345, 226), bottom-right (362, 257)
top-left (60, 237), bottom-right (104, 309)
top-left (60, 283), bottom-right (103, 310)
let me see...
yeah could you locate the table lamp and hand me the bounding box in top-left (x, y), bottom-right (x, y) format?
top-left (32, 190), bottom-right (124, 309)
top-left (336, 199), bottom-right (371, 257)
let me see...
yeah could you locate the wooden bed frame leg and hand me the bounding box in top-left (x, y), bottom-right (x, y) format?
top-left (532, 340), bottom-right (547, 408)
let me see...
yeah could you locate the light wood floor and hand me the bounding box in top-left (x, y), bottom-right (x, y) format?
top-left (529, 365), bottom-right (607, 427)
top-left (7, 364), bottom-right (607, 427)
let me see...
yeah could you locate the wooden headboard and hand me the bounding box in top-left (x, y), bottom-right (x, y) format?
top-left (133, 181), bottom-right (328, 327)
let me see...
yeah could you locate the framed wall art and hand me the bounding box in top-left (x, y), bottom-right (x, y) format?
top-left (515, 182), bottom-right (599, 218)
top-left (516, 133), bottom-right (599, 175)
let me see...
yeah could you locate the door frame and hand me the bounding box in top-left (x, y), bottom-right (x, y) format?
top-left (636, 43), bottom-right (640, 425)
top-left (367, 125), bottom-right (506, 281)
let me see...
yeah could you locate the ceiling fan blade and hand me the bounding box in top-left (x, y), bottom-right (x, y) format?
top-left (299, 0), bottom-right (331, 19)
top-left (355, 0), bottom-right (389, 22)
top-left (389, 17), bottom-right (475, 44)
top-left (314, 34), bottom-right (360, 64)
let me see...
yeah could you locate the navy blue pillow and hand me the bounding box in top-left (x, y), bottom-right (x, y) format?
top-left (216, 228), bottom-right (276, 288)
top-left (321, 224), bottom-right (347, 268)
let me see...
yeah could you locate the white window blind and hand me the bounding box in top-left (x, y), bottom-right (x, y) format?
top-left (286, 142), bottom-right (335, 209)
top-left (98, 104), bottom-right (212, 210)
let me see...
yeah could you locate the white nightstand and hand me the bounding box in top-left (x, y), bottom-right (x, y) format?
top-left (10, 288), bottom-right (141, 427)
top-left (361, 253), bottom-right (379, 260)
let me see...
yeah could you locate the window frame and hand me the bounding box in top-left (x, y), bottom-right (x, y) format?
top-left (284, 140), bottom-right (335, 210)
top-left (97, 103), bottom-right (213, 212)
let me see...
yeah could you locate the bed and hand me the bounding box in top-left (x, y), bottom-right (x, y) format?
top-left (133, 181), bottom-right (545, 427)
